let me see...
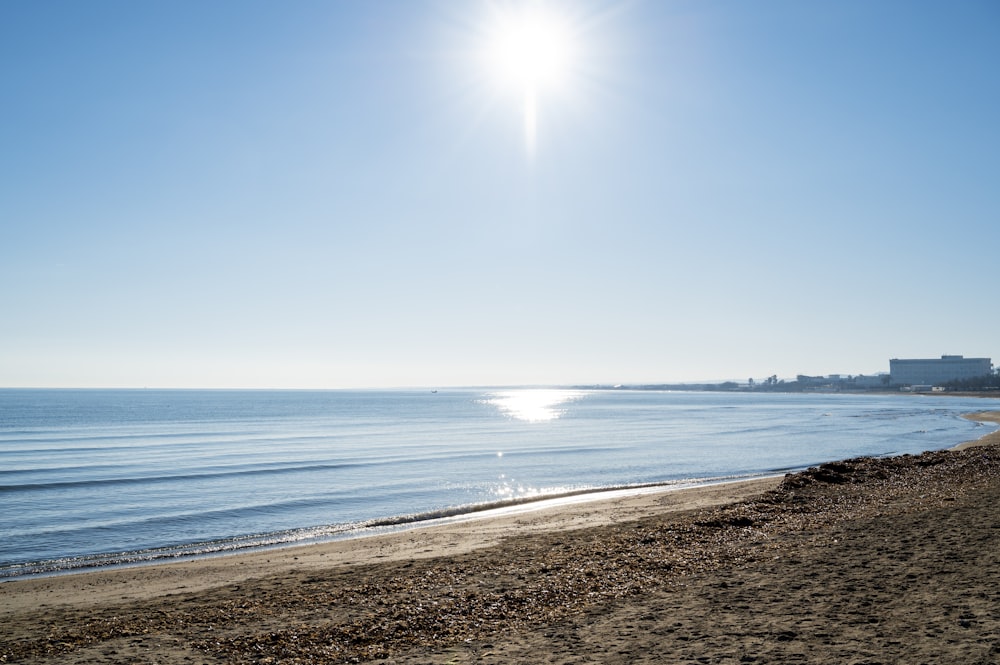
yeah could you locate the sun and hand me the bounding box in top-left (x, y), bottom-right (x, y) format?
top-left (484, 6), bottom-right (577, 155)
top-left (487, 8), bottom-right (573, 92)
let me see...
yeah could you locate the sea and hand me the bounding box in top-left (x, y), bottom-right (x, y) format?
top-left (2, 388), bottom-right (998, 579)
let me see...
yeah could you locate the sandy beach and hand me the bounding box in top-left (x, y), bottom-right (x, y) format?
top-left (3, 412), bottom-right (999, 664)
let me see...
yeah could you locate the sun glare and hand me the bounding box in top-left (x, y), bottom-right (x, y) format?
top-left (488, 10), bottom-right (573, 90)
top-left (485, 7), bottom-right (576, 155)
top-left (484, 389), bottom-right (582, 422)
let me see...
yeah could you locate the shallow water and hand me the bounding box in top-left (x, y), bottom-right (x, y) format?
top-left (1, 388), bottom-right (997, 577)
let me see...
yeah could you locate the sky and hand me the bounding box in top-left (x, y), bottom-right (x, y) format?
top-left (1, 1), bottom-right (998, 389)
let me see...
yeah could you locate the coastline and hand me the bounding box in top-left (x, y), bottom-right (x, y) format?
top-left (955, 410), bottom-right (1000, 449)
top-left (0, 476), bottom-right (774, 580)
top-left (3, 414), bottom-right (1000, 663)
top-left (0, 478), bottom-right (781, 612)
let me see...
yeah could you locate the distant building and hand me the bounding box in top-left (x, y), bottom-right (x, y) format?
top-left (852, 374), bottom-right (889, 388)
top-left (796, 375), bottom-right (833, 387)
top-left (889, 355), bottom-right (993, 387)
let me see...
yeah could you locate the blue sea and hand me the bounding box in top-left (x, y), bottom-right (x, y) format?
top-left (1, 388), bottom-right (998, 578)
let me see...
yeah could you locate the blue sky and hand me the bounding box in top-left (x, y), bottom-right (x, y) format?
top-left (2, 1), bottom-right (997, 388)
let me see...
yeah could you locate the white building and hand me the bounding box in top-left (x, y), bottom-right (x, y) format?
top-left (889, 355), bottom-right (993, 387)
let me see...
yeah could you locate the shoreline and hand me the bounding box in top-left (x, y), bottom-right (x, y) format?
top-left (4, 408), bottom-right (998, 582)
top-left (955, 410), bottom-right (1000, 449)
top-left (0, 477), bottom-right (783, 612)
top-left (0, 473), bottom-right (781, 582)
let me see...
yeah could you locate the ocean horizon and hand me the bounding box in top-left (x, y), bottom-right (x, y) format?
top-left (2, 388), bottom-right (998, 579)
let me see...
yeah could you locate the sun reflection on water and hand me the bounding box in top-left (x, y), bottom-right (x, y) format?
top-left (484, 389), bottom-right (583, 422)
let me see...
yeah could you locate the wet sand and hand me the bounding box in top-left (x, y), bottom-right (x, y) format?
top-left (956, 410), bottom-right (1000, 449)
top-left (3, 412), bottom-right (999, 664)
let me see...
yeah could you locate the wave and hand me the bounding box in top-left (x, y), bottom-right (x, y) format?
top-left (0, 461), bottom-right (366, 492)
top-left (0, 443), bottom-right (630, 493)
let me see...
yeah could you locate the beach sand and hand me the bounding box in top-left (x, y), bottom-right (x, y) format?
top-left (3, 412), bottom-right (999, 664)
top-left (957, 410), bottom-right (1000, 449)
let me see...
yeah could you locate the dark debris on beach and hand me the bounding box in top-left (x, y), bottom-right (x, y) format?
top-left (4, 446), bottom-right (1000, 664)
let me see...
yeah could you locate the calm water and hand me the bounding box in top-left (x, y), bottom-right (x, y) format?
top-left (1, 388), bottom-right (997, 578)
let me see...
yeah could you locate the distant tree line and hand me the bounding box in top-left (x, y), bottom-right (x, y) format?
top-left (940, 373), bottom-right (1000, 392)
